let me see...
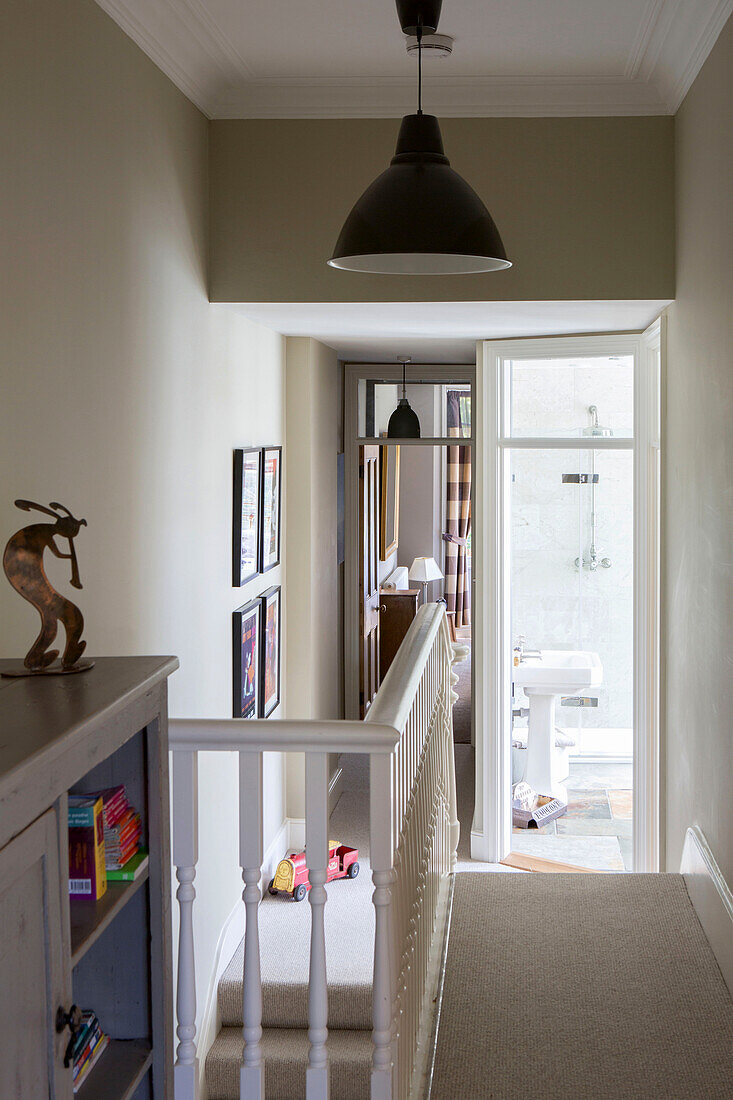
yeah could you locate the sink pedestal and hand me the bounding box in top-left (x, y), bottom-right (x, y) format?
top-left (523, 688), bottom-right (567, 803)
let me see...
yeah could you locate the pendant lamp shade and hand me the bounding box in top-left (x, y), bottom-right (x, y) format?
top-left (388, 357), bottom-right (421, 438)
top-left (328, 114), bottom-right (511, 276)
top-left (388, 398), bottom-right (421, 438)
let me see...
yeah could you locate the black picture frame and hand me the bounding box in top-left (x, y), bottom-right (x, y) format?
top-left (259, 585), bottom-right (281, 718)
top-left (232, 598), bottom-right (261, 719)
top-left (233, 448), bottom-right (262, 586)
top-left (260, 446), bottom-right (282, 573)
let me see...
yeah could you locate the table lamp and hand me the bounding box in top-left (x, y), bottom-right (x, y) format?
top-left (408, 556), bottom-right (443, 604)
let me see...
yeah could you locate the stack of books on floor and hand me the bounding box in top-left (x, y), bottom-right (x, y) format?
top-left (100, 784), bottom-right (148, 881)
top-left (72, 1010), bottom-right (109, 1093)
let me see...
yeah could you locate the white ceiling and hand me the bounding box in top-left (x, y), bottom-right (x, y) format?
top-left (97, 0), bottom-right (731, 118)
top-left (231, 300), bottom-right (671, 362)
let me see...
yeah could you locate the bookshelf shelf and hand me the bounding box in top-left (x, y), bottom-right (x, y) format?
top-left (70, 869), bottom-right (150, 966)
top-left (0, 656), bottom-right (176, 1097)
top-left (75, 1038), bottom-right (152, 1100)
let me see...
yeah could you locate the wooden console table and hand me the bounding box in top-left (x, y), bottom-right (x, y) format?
top-left (0, 656), bottom-right (178, 1100)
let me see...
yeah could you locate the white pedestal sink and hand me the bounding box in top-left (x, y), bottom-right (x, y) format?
top-left (514, 650), bottom-right (603, 803)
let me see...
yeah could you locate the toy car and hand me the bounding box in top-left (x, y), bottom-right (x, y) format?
top-left (268, 840), bottom-right (360, 901)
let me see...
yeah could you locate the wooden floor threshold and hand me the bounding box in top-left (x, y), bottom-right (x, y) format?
top-left (501, 851), bottom-right (603, 874)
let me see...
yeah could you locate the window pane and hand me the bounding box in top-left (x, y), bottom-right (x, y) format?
top-left (509, 355), bottom-right (633, 438)
top-left (358, 380), bottom-right (471, 439)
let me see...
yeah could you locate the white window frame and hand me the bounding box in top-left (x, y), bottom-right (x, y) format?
top-left (473, 325), bottom-right (662, 871)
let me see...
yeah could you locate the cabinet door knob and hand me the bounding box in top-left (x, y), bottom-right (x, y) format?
top-left (380, 604), bottom-right (387, 613)
top-left (56, 1003), bottom-right (82, 1067)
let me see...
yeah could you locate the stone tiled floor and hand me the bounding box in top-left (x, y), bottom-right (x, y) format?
top-left (512, 761), bottom-right (633, 871)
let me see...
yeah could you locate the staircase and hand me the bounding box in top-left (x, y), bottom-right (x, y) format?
top-left (170, 602), bottom-right (460, 1100)
top-left (206, 782), bottom-right (375, 1099)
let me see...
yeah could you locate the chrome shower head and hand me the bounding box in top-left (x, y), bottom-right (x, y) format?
top-left (582, 404), bottom-right (613, 437)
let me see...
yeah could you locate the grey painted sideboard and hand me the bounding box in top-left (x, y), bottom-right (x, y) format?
top-left (0, 656), bottom-right (179, 1100)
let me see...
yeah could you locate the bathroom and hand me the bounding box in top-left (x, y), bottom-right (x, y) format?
top-left (508, 354), bottom-right (635, 871)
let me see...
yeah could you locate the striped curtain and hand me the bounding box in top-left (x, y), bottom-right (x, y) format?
top-left (443, 391), bottom-right (471, 628)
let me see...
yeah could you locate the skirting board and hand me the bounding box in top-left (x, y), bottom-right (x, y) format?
top-left (196, 815), bottom-right (298, 1098)
top-left (680, 825), bottom-right (733, 998)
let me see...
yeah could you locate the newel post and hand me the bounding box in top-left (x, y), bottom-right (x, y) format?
top-left (370, 752), bottom-right (395, 1100)
top-left (239, 751), bottom-right (265, 1100)
top-left (173, 749), bottom-right (199, 1100)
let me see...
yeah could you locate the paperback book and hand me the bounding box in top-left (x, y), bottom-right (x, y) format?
top-left (68, 795), bottom-right (107, 899)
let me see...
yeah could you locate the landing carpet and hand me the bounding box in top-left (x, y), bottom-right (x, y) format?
top-left (431, 872), bottom-right (733, 1098)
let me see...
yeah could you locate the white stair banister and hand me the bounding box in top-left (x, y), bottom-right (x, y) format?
top-left (370, 751), bottom-right (395, 1100)
top-left (169, 603), bottom-right (458, 1100)
top-left (305, 752), bottom-right (330, 1099)
top-left (173, 749), bottom-right (199, 1100)
top-left (239, 751), bottom-right (265, 1100)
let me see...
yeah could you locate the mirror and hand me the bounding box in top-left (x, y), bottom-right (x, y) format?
top-left (380, 445), bottom-right (400, 560)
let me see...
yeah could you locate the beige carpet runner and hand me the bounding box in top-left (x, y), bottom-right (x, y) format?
top-left (431, 872), bottom-right (733, 1099)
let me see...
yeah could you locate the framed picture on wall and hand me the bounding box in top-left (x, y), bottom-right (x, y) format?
top-left (259, 585), bottom-right (281, 718)
top-left (261, 446), bottom-right (282, 573)
top-left (233, 448), bottom-right (262, 586)
top-left (232, 598), bottom-right (261, 719)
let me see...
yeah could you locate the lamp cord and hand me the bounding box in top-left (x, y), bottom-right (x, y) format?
top-left (417, 21), bottom-right (423, 114)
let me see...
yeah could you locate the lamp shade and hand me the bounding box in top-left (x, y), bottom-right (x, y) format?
top-left (408, 555), bottom-right (443, 583)
top-left (388, 398), bottom-right (421, 438)
top-left (328, 114), bottom-right (511, 276)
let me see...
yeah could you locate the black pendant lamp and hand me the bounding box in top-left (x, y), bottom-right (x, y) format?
top-left (328, 0), bottom-right (511, 276)
top-left (388, 358), bottom-right (421, 438)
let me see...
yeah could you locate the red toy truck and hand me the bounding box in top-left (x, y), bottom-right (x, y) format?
top-left (268, 840), bottom-right (360, 901)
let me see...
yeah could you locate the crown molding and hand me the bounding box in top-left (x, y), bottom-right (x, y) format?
top-left (212, 76), bottom-right (668, 119)
top-left (623, 0), bottom-right (733, 109)
top-left (95, 0), bottom-right (732, 120)
top-left (663, 0), bottom-right (733, 110)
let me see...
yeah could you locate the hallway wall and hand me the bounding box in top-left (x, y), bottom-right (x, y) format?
top-left (210, 116), bottom-right (674, 303)
top-left (665, 15), bottom-right (733, 881)
top-left (284, 337), bottom-right (343, 817)
top-left (0, 0), bottom-right (286, 1040)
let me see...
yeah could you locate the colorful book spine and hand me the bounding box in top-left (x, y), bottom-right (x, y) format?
top-left (106, 850), bottom-right (149, 882)
top-left (97, 785), bottom-right (128, 828)
top-left (73, 1035), bottom-right (109, 1091)
top-left (68, 796), bottom-right (107, 899)
top-left (71, 1010), bottom-right (110, 1091)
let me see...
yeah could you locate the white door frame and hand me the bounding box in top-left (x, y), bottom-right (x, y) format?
top-left (343, 362), bottom-right (475, 720)
top-left (474, 326), bottom-right (662, 870)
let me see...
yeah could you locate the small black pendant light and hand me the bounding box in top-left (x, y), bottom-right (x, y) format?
top-left (328, 0), bottom-right (511, 276)
top-left (388, 358), bottom-right (421, 438)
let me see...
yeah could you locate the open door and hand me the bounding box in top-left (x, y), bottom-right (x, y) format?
top-left (359, 445), bottom-right (381, 716)
top-left (476, 329), bottom-right (661, 871)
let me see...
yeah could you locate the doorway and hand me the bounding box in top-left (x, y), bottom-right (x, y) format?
top-left (476, 327), bottom-right (662, 872)
top-left (345, 364), bottom-right (475, 734)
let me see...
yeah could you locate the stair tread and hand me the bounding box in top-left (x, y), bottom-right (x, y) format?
top-left (220, 788), bottom-right (375, 1030)
top-left (206, 1026), bottom-right (372, 1100)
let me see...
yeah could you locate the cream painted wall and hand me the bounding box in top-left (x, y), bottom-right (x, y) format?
top-left (284, 337), bottom-right (343, 816)
top-left (0, 0), bottom-right (286, 1040)
top-left (210, 116), bottom-right (675, 304)
top-left (665, 16), bottom-right (733, 882)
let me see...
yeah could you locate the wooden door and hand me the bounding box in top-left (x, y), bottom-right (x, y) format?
top-left (379, 589), bottom-right (420, 681)
top-left (359, 445), bottom-right (381, 716)
top-left (0, 808), bottom-right (69, 1098)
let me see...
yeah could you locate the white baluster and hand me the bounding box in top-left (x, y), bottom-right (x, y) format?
top-left (370, 752), bottom-right (395, 1100)
top-left (447, 644), bottom-right (467, 868)
top-left (173, 750), bottom-right (199, 1100)
top-left (306, 753), bottom-right (330, 1099)
top-left (239, 752), bottom-right (264, 1100)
